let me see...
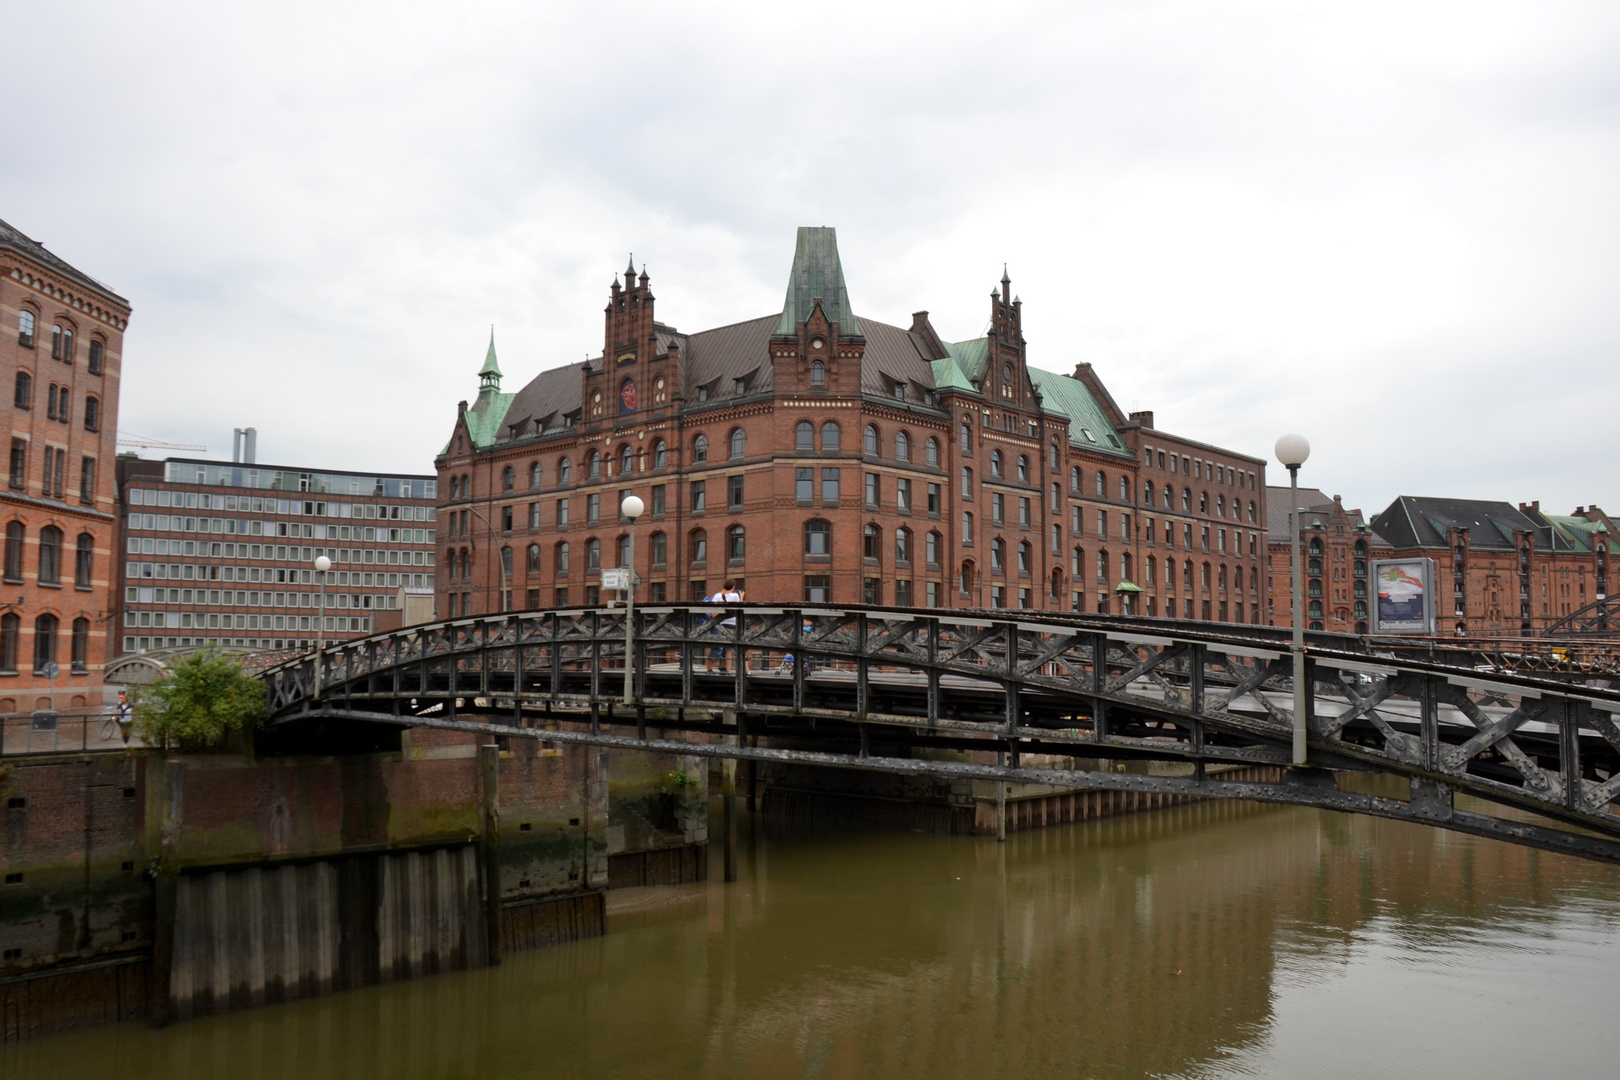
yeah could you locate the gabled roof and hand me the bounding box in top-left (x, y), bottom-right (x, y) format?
top-left (1027, 367), bottom-right (1132, 457)
top-left (0, 216), bottom-right (127, 305)
top-left (496, 363), bottom-right (583, 443)
top-left (776, 227), bottom-right (858, 337)
top-left (1371, 496), bottom-right (1549, 552)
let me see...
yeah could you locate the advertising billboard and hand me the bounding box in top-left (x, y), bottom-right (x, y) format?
top-left (1370, 557), bottom-right (1436, 635)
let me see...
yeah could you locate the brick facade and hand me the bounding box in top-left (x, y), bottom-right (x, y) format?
top-left (0, 218), bottom-right (128, 719)
top-left (437, 230), bottom-right (1266, 620)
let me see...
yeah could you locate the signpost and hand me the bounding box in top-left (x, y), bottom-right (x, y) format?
top-left (1370, 557), bottom-right (1437, 636)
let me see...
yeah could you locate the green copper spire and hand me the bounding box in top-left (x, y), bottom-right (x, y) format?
top-left (776, 226), bottom-right (858, 336)
top-left (478, 327), bottom-right (501, 392)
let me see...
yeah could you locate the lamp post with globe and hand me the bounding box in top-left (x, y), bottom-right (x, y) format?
top-left (620, 494), bottom-right (644, 705)
top-left (1274, 434), bottom-right (1311, 765)
top-left (314, 554), bottom-right (332, 698)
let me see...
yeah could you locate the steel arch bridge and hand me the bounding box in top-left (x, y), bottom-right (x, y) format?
top-left (261, 605), bottom-right (1620, 864)
top-left (1542, 595), bottom-right (1620, 638)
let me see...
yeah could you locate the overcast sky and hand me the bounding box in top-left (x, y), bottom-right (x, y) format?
top-left (5, 0), bottom-right (1617, 517)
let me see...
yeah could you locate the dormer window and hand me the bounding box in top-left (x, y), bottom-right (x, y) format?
top-left (892, 381), bottom-right (905, 401)
top-left (733, 378), bottom-right (746, 395)
top-left (697, 385), bottom-right (709, 402)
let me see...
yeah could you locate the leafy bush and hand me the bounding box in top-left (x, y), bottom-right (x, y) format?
top-left (132, 650), bottom-right (267, 749)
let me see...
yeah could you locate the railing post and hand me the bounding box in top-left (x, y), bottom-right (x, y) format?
top-left (1563, 698), bottom-right (1583, 812)
top-left (1421, 676), bottom-right (1440, 772)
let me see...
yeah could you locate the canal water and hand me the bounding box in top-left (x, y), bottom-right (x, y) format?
top-left (7, 796), bottom-right (1619, 1079)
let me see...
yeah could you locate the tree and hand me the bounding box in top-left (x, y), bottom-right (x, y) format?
top-left (132, 650), bottom-right (267, 749)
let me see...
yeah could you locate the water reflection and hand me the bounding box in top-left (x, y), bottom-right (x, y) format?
top-left (8, 798), bottom-right (1618, 1079)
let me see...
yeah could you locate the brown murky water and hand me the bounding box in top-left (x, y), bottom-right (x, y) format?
top-left (7, 796), bottom-right (1619, 1079)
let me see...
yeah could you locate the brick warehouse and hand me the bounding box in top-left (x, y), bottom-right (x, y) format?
top-left (0, 218), bottom-right (128, 718)
top-left (437, 228), bottom-right (1267, 619)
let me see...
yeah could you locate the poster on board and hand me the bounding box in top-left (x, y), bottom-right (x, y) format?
top-left (1370, 558), bottom-right (1435, 635)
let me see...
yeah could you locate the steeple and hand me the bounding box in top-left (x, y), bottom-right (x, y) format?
top-left (776, 226), bottom-right (860, 337)
top-left (478, 327), bottom-right (501, 394)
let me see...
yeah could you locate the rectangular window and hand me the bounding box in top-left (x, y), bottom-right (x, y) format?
top-left (895, 579), bottom-right (912, 606)
top-left (961, 468), bottom-right (973, 498)
top-left (691, 480), bottom-right (706, 513)
top-left (1097, 509), bottom-right (1107, 538)
top-left (804, 575), bottom-right (832, 603)
top-left (528, 503), bottom-right (540, 530)
top-left (557, 498), bottom-right (569, 526)
top-left (927, 483), bottom-right (940, 515)
top-left (991, 585), bottom-right (1005, 608)
top-left (1201, 526), bottom-right (1210, 552)
top-left (651, 484), bottom-right (665, 516)
top-left (1071, 505), bottom-right (1081, 535)
top-left (587, 493), bottom-right (600, 524)
top-left (992, 493), bottom-right (1004, 526)
top-left (925, 581), bottom-right (940, 607)
top-left (865, 472), bottom-right (880, 508)
top-left (8, 439), bottom-right (25, 490)
top-left (821, 468), bottom-right (840, 503)
top-left (896, 477), bottom-right (911, 512)
top-left (863, 577), bottom-right (882, 604)
top-left (1018, 497), bottom-right (1030, 527)
top-left (796, 467), bottom-right (813, 501)
top-left (1121, 513), bottom-right (1130, 541)
top-left (728, 475), bottom-right (744, 510)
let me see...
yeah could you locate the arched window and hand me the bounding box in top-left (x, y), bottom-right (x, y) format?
top-left (990, 450), bottom-right (1003, 478)
top-left (810, 359), bottom-right (825, 387)
top-left (86, 338), bottom-right (101, 374)
top-left (1218, 564), bottom-right (1228, 590)
top-left (459, 548), bottom-right (471, 579)
top-left (1121, 552), bottom-right (1132, 581)
top-left (1144, 480), bottom-right (1154, 505)
top-left (558, 458), bottom-right (571, 484)
top-left (1309, 600), bottom-right (1324, 619)
top-left (650, 531), bottom-right (667, 566)
top-left (3, 522), bottom-right (22, 583)
top-left (1354, 541), bottom-right (1367, 558)
top-left (47, 384), bottom-right (58, 420)
top-left (620, 444), bottom-right (634, 475)
top-left (1095, 471), bottom-right (1106, 497)
top-left (960, 422), bottom-right (972, 455)
top-left (527, 544), bottom-right (541, 574)
top-left (33, 614), bottom-right (57, 674)
top-left (1216, 494), bottom-right (1225, 517)
top-left (960, 561), bottom-right (975, 594)
top-left (1097, 549), bottom-right (1110, 583)
top-left (556, 541), bottom-right (571, 574)
top-left (0, 612), bottom-right (17, 672)
top-left (1182, 487), bottom-right (1192, 512)
top-left (729, 429), bottom-right (745, 460)
top-left (587, 451), bottom-right (601, 478)
top-left (795, 421), bottom-right (813, 450)
top-left (13, 372), bottom-right (30, 409)
top-left (895, 431), bottom-right (911, 462)
top-left (804, 520), bottom-right (831, 556)
top-left (38, 525), bottom-right (61, 585)
top-left (530, 462), bottom-right (542, 488)
top-left (1183, 560), bottom-right (1194, 590)
top-left (1070, 466), bottom-right (1081, 491)
top-left (71, 617), bottom-right (89, 673)
top-left (926, 530), bottom-right (941, 565)
top-left (864, 425), bottom-right (879, 456)
top-left (689, 529), bottom-right (707, 565)
top-left (74, 532), bottom-right (92, 588)
top-left (1247, 500), bottom-right (1256, 523)
top-left (863, 524), bottom-right (881, 561)
top-left (728, 525), bottom-right (745, 561)
top-left (895, 527), bottom-right (911, 564)
top-left (925, 438), bottom-right (940, 467)
top-left (1309, 537), bottom-right (1323, 556)
top-left (1199, 491), bottom-right (1208, 514)
top-left (1145, 555), bottom-right (1156, 586)
top-left (502, 466), bottom-right (515, 491)
top-left (1072, 547), bottom-right (1083, 576)
top-left (962, 467), bottom-right (973, 496)
top-left (1201, 562), bottom-right (1212, 589)
top-left (50, 324), bottom-right (63, 360)
top-left (692, 435), bottom-right (708, 463)
top-left (500, 545), bottom-right (514, 578)
top-left (990, 538), bottom-right (1005, 572)
top-left (586, 538), bottom-right (601, 570)
top-left (821, 421), bottom-right (840, 450)
top-left (16, 310), bottom-right (34, 347)
top-left (1164, 484), bottom-right (1174, 509)
top-left (1050, 439), bottom-right (1060, 471)
top-left (653, 440), bottom-right (668, 469)
top-left (1016, 456), bottom-right (1028, 483)
top-left (1017, 540), bottom-right (1031, 575)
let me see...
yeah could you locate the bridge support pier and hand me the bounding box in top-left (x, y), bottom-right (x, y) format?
top-left (480, 743), bottom-right (503, 966)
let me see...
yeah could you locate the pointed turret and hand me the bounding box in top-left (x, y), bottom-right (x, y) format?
top-left (478, 328), bottom-right (501, 394)
top-left (776, 226), bottom-right (860, 338)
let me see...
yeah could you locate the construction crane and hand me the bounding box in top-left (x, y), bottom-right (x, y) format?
top-left (116, 432), bottom-right (207, 453)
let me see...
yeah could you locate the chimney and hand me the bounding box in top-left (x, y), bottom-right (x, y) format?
top-left (1128, 410), bottom-right (1154, 429)
top-left (232, 427), bottom-right (258, 464)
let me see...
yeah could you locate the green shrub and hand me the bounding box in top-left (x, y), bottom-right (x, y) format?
top-left (133, 650), bottom-right (267, 750)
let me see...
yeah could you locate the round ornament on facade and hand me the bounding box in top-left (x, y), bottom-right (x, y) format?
top-left (810, 337), bottom-right (825, 350)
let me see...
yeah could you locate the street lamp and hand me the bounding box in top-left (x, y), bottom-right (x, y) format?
top-left (620, 494), bottom-right (644, 705)
top-left (314, 554), bottom-right (332, 697)
top-left (1274, 433), bottom-right (1310, 766)
top-left (464, 506), bottom-right (510, 613)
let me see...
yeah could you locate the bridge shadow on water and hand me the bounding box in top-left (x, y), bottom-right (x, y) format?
top-left (6, 795), bottom-right (1619, 1080)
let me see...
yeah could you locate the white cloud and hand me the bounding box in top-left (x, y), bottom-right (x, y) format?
top-left (3, 0), bottom-right (1617, 516)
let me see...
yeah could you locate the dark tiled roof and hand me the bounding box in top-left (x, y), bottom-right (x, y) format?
top-left (857, 317), bottom-right (942, 398)
top-left (497, 364), bottom-right (584, 441)
top-left (1265, 485), bottom-right (1333, 540)
top-left (0, 216), bottom-right (127, 304)
top-left (1371, 496), bottom-right (1560, 552)
top-left (681, 314), bottom-right (779, 400)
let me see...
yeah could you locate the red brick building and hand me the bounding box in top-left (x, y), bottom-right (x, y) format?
top-left (0, 218), bottom-right (127, 718)
top-left (437, 229), bottom-right (1266, 619)
top-left (1265, 489), bottom-right (1391, 633)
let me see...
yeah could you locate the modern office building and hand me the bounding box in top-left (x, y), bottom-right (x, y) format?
top-left (435, 228), bottom-right (1268, 621)
top-left (0, 216), bottom-right (128, 716)
top-left (115, 456), bottom-right (438, 654)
